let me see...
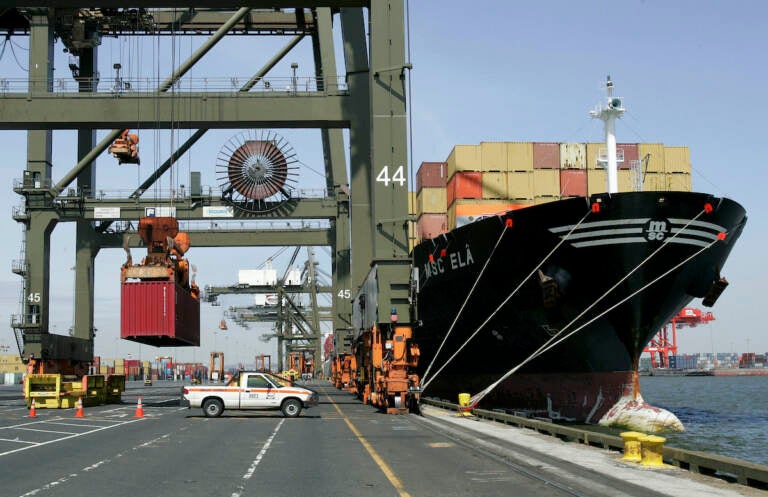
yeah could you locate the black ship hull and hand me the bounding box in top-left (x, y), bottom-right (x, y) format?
top-left (413, 191), bottom-right (746, 427)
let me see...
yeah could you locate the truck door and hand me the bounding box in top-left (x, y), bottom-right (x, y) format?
top-left (240, 374), bottom-right (277, 408)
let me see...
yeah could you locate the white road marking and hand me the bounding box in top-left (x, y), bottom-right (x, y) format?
top-left (0, 418), bottom-right (145, 458)
top-left (17, 433), bottom-right (173, 497)
top-left (14, 427), bottom-right (77, 435)
top-left (0, 437), bottom-right (36, 445)
top-left (230, 419), bottom-right (285, 497)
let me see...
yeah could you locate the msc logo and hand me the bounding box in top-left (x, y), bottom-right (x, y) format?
top-left (644, 219), bottom-right (670, 242)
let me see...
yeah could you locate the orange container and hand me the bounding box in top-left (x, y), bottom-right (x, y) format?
top-left (447, 199), bottom-right (532, 230)
top-left (560, 169), bottom-right (587, 197)
top-left (447, 171), bottom-right (482, 206)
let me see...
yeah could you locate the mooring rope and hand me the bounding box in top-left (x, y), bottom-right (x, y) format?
top-left (420, 218), bottom-right (510, 386)
top-left (421, 206), bottom-right (593, 392)
top-left (470, 235), bottom-right (722, 406)
top-left (467, 208), bottom-right (719, 406)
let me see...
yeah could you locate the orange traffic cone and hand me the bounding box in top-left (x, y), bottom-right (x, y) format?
top-left (134, 396), bottom-right (145, 418)
top-left (29, 398), bottom-right (37, 418)
top-left (75, 397), bottom-right (84, 418)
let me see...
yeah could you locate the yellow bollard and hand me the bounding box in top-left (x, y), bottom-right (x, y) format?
top-left (619, 432), bottom-right (644, 463)
top-left (457, 393), bottom-right (473, 417)
top-left (640, 435), bottom-right (667, 467)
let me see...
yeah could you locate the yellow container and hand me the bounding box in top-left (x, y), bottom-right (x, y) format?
top-left (446, 144), bottom-right (481, 178)
top-left (587, 169), bottom-right (607, 195)
top-left (664, 146), bottom-right (690, 174)
top-left (585, 142), bottom-right (603, 170)
top-left (458, 393), bottom-right (471, 407)
top-left (533, 169), bottom-right (560, 197)
top-left (618, 169), bottom-right (635, 192)
top-left (639, 143), bottom-right (666, 173)
top-left (620, 432), bottom-right (644, 463)
top-left (506, 142), bottom-right (534, 172)
top-left (640, 435), bottom-right (667, 467)
top-left (480, 142), bottom-right (507, 172)
top-left (508, 171), bottom-right (533, 199)
top-left (642, 172), bottom-right (666, 191)
top-left (416, 187), bottom-right (447, 214)
top-left (666, 172), bottom-right (692, 192)
top-left (482, 171), bottom-right (507, 199)
top-left (560, 142), bottom-right (586, 169)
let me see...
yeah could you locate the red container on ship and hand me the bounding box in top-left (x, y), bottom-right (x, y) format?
top-left (617, 143), bottom-right (639, 170)
top-left (533, 142), bottom-right (560, 169)
top-left (416, 162), bottom-right (447, 191)
top-left (121, 281), bottom-right (200, 347)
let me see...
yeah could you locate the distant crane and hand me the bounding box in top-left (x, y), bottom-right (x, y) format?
top-left (644, 307), bottom-right (715, 368)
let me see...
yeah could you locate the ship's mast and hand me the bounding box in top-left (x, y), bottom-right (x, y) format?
top-left (590, 76), bottom-right (625, 194)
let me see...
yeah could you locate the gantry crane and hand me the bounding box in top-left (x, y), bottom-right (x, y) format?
top-left (644, 308), bottom-right (715, 368)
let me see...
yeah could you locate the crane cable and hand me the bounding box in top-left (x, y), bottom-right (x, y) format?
top-left (421, 205), bottom-right (593, 391)
top-left (466, 206), bottom-right (719, 407)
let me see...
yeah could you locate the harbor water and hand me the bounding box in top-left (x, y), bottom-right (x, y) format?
top-left (639, 375), bottom-right (768, 466)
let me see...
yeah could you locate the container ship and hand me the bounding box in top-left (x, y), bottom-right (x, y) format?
top-left (412, 79), bottom-right (747, 432)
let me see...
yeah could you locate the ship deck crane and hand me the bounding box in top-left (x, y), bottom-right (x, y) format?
top-left (644, 307), bottom-right (715, 368)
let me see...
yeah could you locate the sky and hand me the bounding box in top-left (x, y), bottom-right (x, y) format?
top-left (0, 1), bottom-right (766, 367)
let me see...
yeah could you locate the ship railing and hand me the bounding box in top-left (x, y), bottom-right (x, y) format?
top-left (0, 76), bottom-right (349, 96)
top-left (54, 187), bottom-right (328, 201)
top-left (421, 397), bottom-right (768, 489)
top-left (179, 219), bottom-right (331, 232)
top-left (596, 148), bottom-right (625, 166)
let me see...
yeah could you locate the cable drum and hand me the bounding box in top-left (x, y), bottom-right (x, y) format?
top-left (217, 130), bottom-right (298, 213)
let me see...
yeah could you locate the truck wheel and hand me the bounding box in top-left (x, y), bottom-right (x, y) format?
top-left (203, 398), bottom-right (224, 418)
top-left (281, 398), bottom-right (302, 418)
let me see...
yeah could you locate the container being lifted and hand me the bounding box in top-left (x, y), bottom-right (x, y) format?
top-left (120, 217), bottom-right (200, 346)
top-left (108, 129), bottom-right (140, 164)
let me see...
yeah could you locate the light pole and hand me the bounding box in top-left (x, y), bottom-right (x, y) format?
top-left (291, 62), bottom-right (298, 94)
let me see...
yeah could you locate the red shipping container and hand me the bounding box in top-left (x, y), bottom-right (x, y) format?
top-left (533, 143), bottom-right (560, 169)
top-left (417, 213), bottom-right (448, 240)
top-left (416, 162), bottom-right (447, 191)
top-left (617, 143), bottom-right (639, 170)
top-left (121, 281), bottom-right (200, 347)
top-left (560, 169), bottom-right (588, 197)
top-left (447, 171), bottom-right (482, 206)
top-left (124, 359), bottom-right (140, 368)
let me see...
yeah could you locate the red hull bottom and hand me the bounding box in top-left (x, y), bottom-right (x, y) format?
top-left (481, 371), bottom-right (634, 423)
top-left (428, 370), bottom-right (683, 431)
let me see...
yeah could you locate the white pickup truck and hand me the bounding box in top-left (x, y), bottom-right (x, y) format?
top-left (182, 371), bottom-right (319, 418)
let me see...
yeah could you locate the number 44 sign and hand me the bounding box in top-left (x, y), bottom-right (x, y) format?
top-left (375, 165), bottom-right (406, 187)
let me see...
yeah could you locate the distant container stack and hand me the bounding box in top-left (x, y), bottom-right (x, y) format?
top-left (409, 141), bottom-right (693, 245)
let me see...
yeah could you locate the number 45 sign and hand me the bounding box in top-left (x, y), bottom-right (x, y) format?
top-left (375, 165), bottom-right (406, 187)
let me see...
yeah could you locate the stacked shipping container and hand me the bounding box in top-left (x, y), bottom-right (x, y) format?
top-left (413, 162), bottom-right (449, 243)
top-left (411, 142), bottom-right (693, 238)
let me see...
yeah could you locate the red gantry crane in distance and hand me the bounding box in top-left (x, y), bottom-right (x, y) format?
top-left (644, 307), bottom-right (715, 368)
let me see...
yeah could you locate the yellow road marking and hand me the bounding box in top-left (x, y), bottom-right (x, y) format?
top-left (327, 394), bottom-right (412, 497)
